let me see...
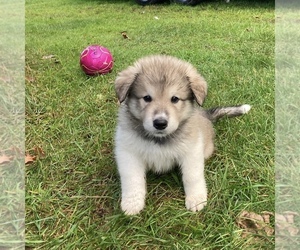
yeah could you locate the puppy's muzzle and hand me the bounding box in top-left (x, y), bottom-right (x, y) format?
top-left (153, 118), bottom-right (168, 130)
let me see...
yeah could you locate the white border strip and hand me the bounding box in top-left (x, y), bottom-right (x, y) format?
top-left (275, 1), bottom-right (300, 248)
top-left (0, 0), bottom-right (25, 248)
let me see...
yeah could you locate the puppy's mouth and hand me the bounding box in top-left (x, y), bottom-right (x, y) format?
top-left (143, 131), bottom-right (172, 144)
top-left (146, 128), bottom-right (170, 138)
top-left (152, 131), bottom-right (168, 137)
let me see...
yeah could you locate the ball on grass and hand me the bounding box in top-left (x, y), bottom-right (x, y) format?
top-left (80, 45), bottom-right (113, 75)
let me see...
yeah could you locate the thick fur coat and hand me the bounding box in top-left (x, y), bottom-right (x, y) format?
top-left (114, 55), bottom-right (250, 215)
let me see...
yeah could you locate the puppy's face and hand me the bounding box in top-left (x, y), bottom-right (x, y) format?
top-left (115, 55), bottom-right (208, 140)
top-left (127, 73), bottom-right (194, 138)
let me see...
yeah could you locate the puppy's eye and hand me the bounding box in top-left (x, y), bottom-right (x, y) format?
top-left (143, 95), bottom-right (152, 102)
top-left (171, 96), bottom-right (180, 104)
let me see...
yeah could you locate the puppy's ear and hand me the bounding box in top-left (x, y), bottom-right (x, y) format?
top-left (187, 70), bottom-right (208, 106)
top-left (115, 66), bottom-right (139, 103)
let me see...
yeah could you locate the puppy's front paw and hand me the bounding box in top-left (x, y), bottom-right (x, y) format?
top-left (121, 193), bottom-right (145, 215)
top-left (185, 195), bottom-right (207, 212)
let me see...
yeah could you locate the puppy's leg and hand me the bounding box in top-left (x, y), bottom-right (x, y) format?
top-left (181, 152), bottom-right (207, 212)
top-left (117, 150), bottom-right (146, 215)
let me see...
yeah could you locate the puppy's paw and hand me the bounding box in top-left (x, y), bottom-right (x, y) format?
top-left (185, 195), bottom-right (207, 212)
top-left (121, 193), bottom-right (145, 215)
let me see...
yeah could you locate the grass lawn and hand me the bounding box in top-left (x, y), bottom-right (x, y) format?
top-left (25, 0), bottom-right (274, 248)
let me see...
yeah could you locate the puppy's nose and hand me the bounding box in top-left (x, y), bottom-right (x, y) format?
top-left (153, 118), bottom-right (168, 130)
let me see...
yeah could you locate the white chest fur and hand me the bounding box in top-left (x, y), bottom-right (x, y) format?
top-left (115, 125), bottom-right (201, 173)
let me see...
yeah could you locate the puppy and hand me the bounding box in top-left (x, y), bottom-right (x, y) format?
top-left (114, 55), bottom-right (250, 215)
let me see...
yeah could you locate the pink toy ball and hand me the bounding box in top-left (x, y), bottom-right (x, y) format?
top-left (80, 45), bottom-right (113, 76)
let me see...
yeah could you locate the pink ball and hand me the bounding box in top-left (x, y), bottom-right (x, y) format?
top-left (80, 45), bottom-right (113, 75)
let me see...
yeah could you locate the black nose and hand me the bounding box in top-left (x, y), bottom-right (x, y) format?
top-left (153, 119), bottom-right (168, 130)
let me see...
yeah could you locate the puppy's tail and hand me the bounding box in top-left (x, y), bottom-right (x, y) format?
top-left (205, 104), bottom-right (251, 122)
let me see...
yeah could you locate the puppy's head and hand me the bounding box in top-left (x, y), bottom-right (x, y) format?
top-left (115, 55), bottom-right (207, 139)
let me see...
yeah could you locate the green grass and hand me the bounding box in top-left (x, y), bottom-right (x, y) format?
top-left (25, 0), bottom-right (274, 249)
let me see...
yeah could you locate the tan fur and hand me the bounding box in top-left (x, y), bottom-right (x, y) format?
top-left (114, 55), bottom-right (215, 215)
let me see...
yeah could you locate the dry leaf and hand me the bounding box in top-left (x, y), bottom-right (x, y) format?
top-left (237, 210), bottom-right (274, 237)
top-left (42, 55), bottom-right (56, 60)
top-left (288, 226), bottom-right (299, 236)
top-left (283, 211), bottom-right (298, 223)
top-left (121, 31), bottom-right (130, 39)
top-left (10, 146), bottom-right (23, 156)
top-left (25, 154), bottom-right (36, 165)
top-left (24, 146), bottom-right (46, 165)
top-left (26, 76), bottom-right (35, 83)
top-left (0, 76), bottom-right (12, 83)
top-left (276, 212), bottom-right (299, 238)
top-left (34, 146), bottom-right (46, 158)
top-left (42, 55), bottom-right (60, 63)
top-left (275, 213), bottom-right (286, 229)
top-left (0, 154), bottom-right (13, 165)
top-left (262, 213), bottom-right (271, 224)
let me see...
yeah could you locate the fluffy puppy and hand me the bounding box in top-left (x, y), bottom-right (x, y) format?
top-left (114, 55), bottom-right (250, 215)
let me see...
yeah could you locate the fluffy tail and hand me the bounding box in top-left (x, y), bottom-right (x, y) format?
top-left (205, 104), bottom-right (251, 122)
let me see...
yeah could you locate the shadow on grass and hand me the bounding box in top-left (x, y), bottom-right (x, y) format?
top-left (72, 0), bottom-right (274, 9)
